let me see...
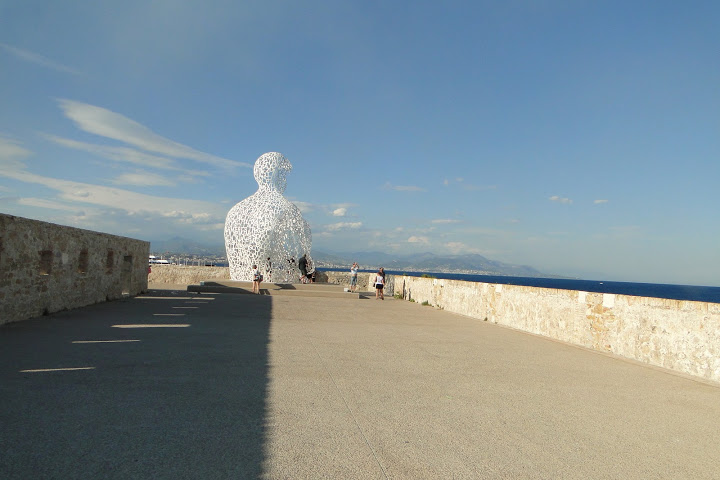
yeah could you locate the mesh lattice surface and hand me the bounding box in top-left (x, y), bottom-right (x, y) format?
top-left (224, 152), bottom-right (312, 282)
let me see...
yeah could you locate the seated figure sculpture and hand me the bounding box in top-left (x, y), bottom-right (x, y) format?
top-left (224, 152), bottom-right (312, 282)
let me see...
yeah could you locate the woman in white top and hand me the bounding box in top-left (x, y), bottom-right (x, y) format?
top-left (375, 267), bottom-right (385, 300)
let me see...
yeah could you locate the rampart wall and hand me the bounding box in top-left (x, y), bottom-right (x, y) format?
top-left (0, 214), bottom-right (149, 325)
top-left (394, 275), bottom-right (720, 384)
top-left (149, 265), bottom-right (231, 285)
top-left (140, 265), bottom-right (720, 383)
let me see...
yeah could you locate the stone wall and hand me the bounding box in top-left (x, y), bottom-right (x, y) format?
top-left (0, 214), bottom-right (149, 325)
top-left (146, 267), bottom-right (396, 293)
top-left (394, 275), bottom-right (720, 384)
top-left (148, 265), bottom-right (231, 285)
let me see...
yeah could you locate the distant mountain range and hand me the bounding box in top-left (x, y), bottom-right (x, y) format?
top-left (150, 237), bottom-right (550, 278)
top-left (312, 250), bottom-right (547, 277)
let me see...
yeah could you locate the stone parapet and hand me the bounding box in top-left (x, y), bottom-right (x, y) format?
top-left (148, 265), bottom-right (231, 285)
top-left (0, 214), bottom-right (149, 325)
top-left (394, 275), bottom-right (720, 384)
top-left (147, 267), bottom-right (396, 294)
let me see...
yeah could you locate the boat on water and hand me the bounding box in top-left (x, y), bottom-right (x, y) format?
top-left (148, 255), bottom-right (170, 265)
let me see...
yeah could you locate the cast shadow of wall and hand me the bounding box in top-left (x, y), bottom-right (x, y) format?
top-left (0, 290), bottom-right (273, 479)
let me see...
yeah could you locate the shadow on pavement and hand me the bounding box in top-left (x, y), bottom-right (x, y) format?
top-left (0, 290), bottom-right (273, 479)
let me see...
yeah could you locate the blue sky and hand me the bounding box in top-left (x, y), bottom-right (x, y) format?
top-left (1, 0), bottom-right (718, 286)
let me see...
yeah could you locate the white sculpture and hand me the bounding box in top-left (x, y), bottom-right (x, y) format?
top-left (224, 152), bottom-right (312, 282)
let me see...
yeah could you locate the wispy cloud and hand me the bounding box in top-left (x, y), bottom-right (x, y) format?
top-left (0, 168), bottom-right (225, 223)
top-left (56, 99), bottom-right (249, 170)
top-left (291, 200), bottom-right (316, 213)
top-left (1, 43), bottom-right (81, 75)
top-left (112, 172), bottom-right (177, 187)
top-left (407, 235), bottom-right (429, 244)
top-left (431, 218), bottom-right (461, 224)
top-left (0, 135), bottom-right (32, 170)
top-left (594, 199), bottom-right (609, 204)
top-left (549, 195), bottom-right (573, 204)
top-left (326, 221), bottom-right (362, 231)
top-left (43, 135), bottom-right (211, 177)
top-left (16, 197), bottom-right (82, 212)
top-left (382, 182), bottom-right (426, 192)
top-left (332, 207), bottom-right (347, 216)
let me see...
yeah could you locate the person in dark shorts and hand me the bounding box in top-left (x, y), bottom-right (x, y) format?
top-left (298, 254), bottom-right (308, 283)
top-left (375, 267), bottom-right (385, 300)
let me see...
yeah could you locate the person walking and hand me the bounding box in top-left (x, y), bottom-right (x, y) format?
top-left (349, 262), bottom-right (359, 292)
top-left (252, 264), bottom-right (262, 294)
top-left (375, 267), bottom-right (385, 300)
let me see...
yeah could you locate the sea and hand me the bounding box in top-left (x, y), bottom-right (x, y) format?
top-left (319, 268), bottom-right (720, 304)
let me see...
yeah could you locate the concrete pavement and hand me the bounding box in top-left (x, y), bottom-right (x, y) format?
top-left (2, 287), bottom-right (720, 479)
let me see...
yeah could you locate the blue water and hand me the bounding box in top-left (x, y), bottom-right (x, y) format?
top-left (319, 268), bottom-right (720, 304)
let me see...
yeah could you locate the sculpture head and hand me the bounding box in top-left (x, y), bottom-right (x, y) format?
top-left (254, 152), bottom-right (292, 193)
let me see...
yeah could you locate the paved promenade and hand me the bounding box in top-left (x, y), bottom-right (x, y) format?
top-left (2, 286), bottom-right (720, 479)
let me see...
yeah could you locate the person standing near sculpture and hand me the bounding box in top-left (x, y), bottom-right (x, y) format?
top-left (350, 262), bottom-right (359, 292)
top-left (375, 267), bottom-right (386, 300)
top-left (265, 257), bottom-right (272, 283)
top-left (298, 254), bottom-right (308, 283)
top-left (252, 264), bottom-right (262, 294)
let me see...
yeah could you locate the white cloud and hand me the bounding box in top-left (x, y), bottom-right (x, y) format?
top-left (594, 199), bottom-right (609, 204)
top-left (549, 195), bottom-right (573, 204)
top-left (292, 201), bottom-right (316, 213)
top-left (443, 179), bottom-right (449, 186)
top-left (326, 221), bottom-right (362, 231)
top-left (407, 235), bottom-right (429, 244)
top-left (56, 99), bottom-right (250, 170)
top-left (16, 197), bottom-right (81, 212)
top-left (44, 135), bottom-right (211, 177)
top-left (0, 169), bottom-right (225, 223)
top-left (332, 207), bottom-right (347, 216)
top-left (431, 218), bottom-right (460, 224)
top-left (0, 43), bottom-right (81, 75)
top-left (112, 172), bottom-right (177, 187)
top-left (0, 135), bottom-right (32, 170)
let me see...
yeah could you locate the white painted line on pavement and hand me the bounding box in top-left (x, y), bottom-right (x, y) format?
top-left (72, 340), bottom-right (141, 344)
top-left (112, 324), bottom-right (190, 328)
top-left (136, 297), bottom-right (196, 300)
top-left (20, 367), bottom-right (96, 373)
